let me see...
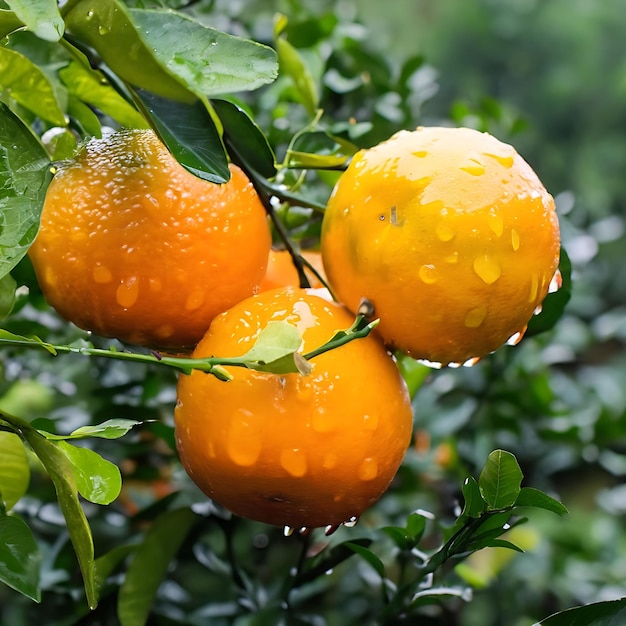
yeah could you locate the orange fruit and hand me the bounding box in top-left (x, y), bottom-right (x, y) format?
top-left (29, 129), bottom-right (271, 349)
top-left (259, 249), bottom-right (326, 292)
top-left (174, 287), bottom-right (413, 529)
top-left (321, 126), bottom-right (561, 365)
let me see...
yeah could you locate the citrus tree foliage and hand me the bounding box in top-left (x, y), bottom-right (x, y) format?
top-left (0, 0), bottom-right (623, 624)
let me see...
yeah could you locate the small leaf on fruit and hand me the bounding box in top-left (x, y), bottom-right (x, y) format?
top-left (240, 321), bottom-right (303, 367)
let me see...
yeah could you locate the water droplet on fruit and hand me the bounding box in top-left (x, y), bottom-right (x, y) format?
top-left (419, 264), bottom-right (438, 285)
top-left (325, 524), bottom-right (340, 536)
top-left (185, 289), bottom-right (205, 311)
top-left (511, 229), bottom-right (521, 251)
top-left (92, 265), bottom-right (113, 284)
top-left (312, 407), bottom-right (335, 433)
top-left (533, 304), bottom-right (543, 315)
top-left (473, 255), bottom-right (501, 284)
top-left (549, 269), bottom-right (563, 293)
top-left (343, 516), bottom-right (359, 528)
top-left (413, 150), bottom-right (428, 158)
top-left (280, 448), bottom-right (307, 477)
top-left (460, 154), bottom-right (486, 176)
top-left (529, 274), bottom-right (539, 302)
top-left (465, 306), bottom-right (487, 328)
top-left (417, 359), bottom-right (443, 369)
top-left (322, 453), bottom-right (338, 469)
top-left (445, 252), bottom-right (459, 264)
top-left (116, 276), bottom-right (139, 308)
top-left (227, 417), bottom-right (262, 466)
top-left (463, 357), bottom-right (481, 367)
top-left (487, 213), bottom-right (504, 237)
top-left (284, 526), bottom-right (295, 537)
top-left (358, 458), bottom-right (378, 480)
top-left (484, 151), bottom-right (515, 168)
top-left (506, 327), bottom-right (527, 346)
top-left (436, 223), bottom-right (455, 242)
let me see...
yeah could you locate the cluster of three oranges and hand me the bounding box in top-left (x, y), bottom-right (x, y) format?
top-left (29, 126), bottom-right (560, 528)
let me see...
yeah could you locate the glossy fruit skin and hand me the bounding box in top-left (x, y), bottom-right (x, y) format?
top-left (321, 126), bottom-right (561, 365)
top-left (175, 287), bottom-right (413, 528)
top-left (29, 129), bottom-right (271, 349)
top-left (259, 249), bottom-right (326, 292)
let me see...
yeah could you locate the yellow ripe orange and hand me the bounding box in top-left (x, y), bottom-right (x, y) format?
top-left (29, 129), bottom-right (271, 349)
top-left (321, 126), bottom-right (561, 365)
top-left (258, 249), bottom-right (326, 292)
top-left (174, 287), bottom-right (413, 529)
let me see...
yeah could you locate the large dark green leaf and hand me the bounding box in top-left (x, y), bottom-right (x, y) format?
top-left (515, 487), bottom-right (568, 516)
top-left (538, 598), bottom-right (626, 625)
top-left (212, 99), bottom-right (277, 179)
top-left (5, 0), bottom-right (63, 41)
top-left (0, 432), bottom-right (30, 511)
top-left (0, 102), bottom-right (51, 281)
top-left (117, 507), bottom-right (197, 626)
top-left (0, 513), bottom-right (41, 602)
top-left (132, 88), bottom-right (229, 183)
top-left (478, 450), bottom-right (523, 510)
top-left (0, 9), bottom-right (23, 39)
top-left (0, 47), bottom-right (66, 125)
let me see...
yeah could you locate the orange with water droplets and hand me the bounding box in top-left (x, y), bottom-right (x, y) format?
top-left (174, 287), bottom-right (413, 528)
top-left (321, 126), bottom-right (561, 365)
top-left (259, 249), bottom-right (326, 292)
top-left (29, 129), bottom-right (271, 349)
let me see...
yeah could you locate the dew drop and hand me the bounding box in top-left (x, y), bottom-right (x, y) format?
top-left (506, 327), bottom-right (527, 346)
top-left (487, 213), bottom-right (504, 237)
top-left (419, 264), bottom-right (438, 285)
top-left (416, 359), bottom-right (443, 369)
top-left (463, 357), bottom-right (481, 367)
top-left (116, 276), bottom-right (139, 308)
top-left (156, 324), bottom-right (174, 339)
top-left (413, 150), bottom-right (428, 158)
top-left (227, 418), bottom-right (261, 466)
top-left (435, 223), bottom-right (455, 242)
top-left (312, 407), bottom-right (335, 433)
top-left (325, 524), bottom-right (340, 536)
top-left (185, 289), bottom-right (205, 312)
top-left (325, 568), bottom-right (334, 575)
top-left (549, 269), bottom-right (563, 293)
top-left (444, 252), bottom-right (459, 264)
top-left (484, 151), bottom-right (515, 168)
top-left (465, 306), bottom-right (487, 328)
top-left (460, 157), bottom-right (486, 176)
top-left (511, 229), bottom-right (521, 251)
top-left (343, 516), bottom-right (359, 528)
top-left (284, 526), bottom-right (295, 537)
top-left (322, 453), bottom-right (338, 469)
top-left (473, 255), bottom-right (501, 284)
top-left (92, 265), bottom-right (113, 284)
top-left (529, 274), bottom-right (539, 302)
top-left (448, 362), bottom-right (462, 369)
top-left (533, 304), bottom-right (543, 315)
top-left (358, 458), bottom-right (378, 481)
top-left (280, 448), bottom-right (307, 477)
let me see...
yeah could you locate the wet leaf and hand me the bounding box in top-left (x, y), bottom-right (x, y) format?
top-left (59, 61), bottom-right (148, 130)
top-left (344, 542), bottom-right (385, 578)
top-left (0, 102), bottom-right (52, 281)
top-left (0, 47), bottom-right (66, 125)
top-left (132, 88), bottom-right (229, 183)
top-left (212, 98), bottom-right (276, 179)
top-left (538, 597), bottom-right (626, 625)
top-left (240, 321), bottom-right (303, 369)
top-left (5, 0), bottom-right (63, 42)
top-left (0, 432), bottom-right (30, 511)
top-left (117, 508), bottom-right (197, 626)
top-left (514, 487), bottom-right (568, 516)
top-left (58, 441), bottom-right (122, 506)
top-left (22, 429), bottom-right (98, 608)
top-left (478, 450), bottom-right (523, 510)
top-left (0, 513), bottom-right (41, 602)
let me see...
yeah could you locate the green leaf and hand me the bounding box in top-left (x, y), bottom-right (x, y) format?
top-left (212, 98), bottom-right (277, 179)
top-left (406, 512), bottom-right (427, 543)
top-left (481, 539), bottom-right (524, 553)
top-left (514, 487), bottom-right (568, 516)
top-left (130, 9), bottom-right (278, 97)
top-left (462, 476), bottom-right (487, 518)
top-left (0, 102), bottom-right (52, 281)
top-left (396, 354), bottom-right (431, 397)
top-left (5, 0), bottom-right (64, 42)
top-left (42, 419), bottom-right (142, 441)
top-left (0, 9), bottom-right (23, 39)
top-left (240, 321), bottom-right (310, 375)
top-left (58, 441), bottom-right (122, 506)
top-left (59, 61), bottom-right (148, 130)
top-left (0, 272), bottom-right (16, 320)
top-left (21, 429), bottom-right (98, 608)
top-left (0, 47), bottom-right (66, 125)
top-left (478, 450), bottom-right (523, 510)
top-left (131, 88), bottom-right (229, 183)
top-left (63, 0), bottom-right (193, 102)
top-left (527, 247), bottom-right (572, 337)
top-left (117, 507), bottom-right (197, 626)
top-left (0, 432), bottom-right (30, 511)
top-left (67, 94), bottom-right (102, 137)
top-left (0, 513), bottom-right (41, 602)
top-left (276, 36), bottom-right (319, 116)
top-left (344, 542), bottom-right (385, 578)
top-left (538, 598), bottom-right (626, 626)
top-left (94, 544), bottom-right (137, 591)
